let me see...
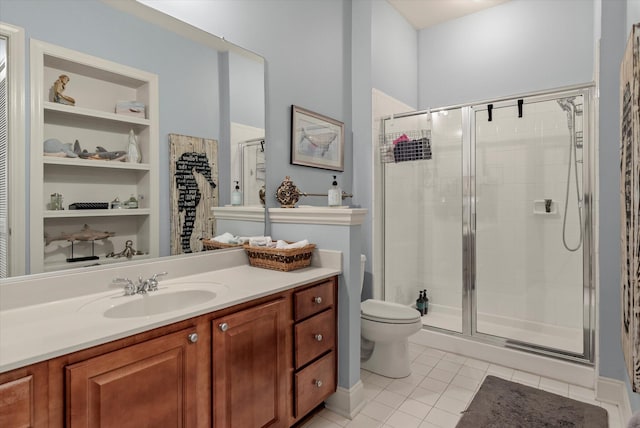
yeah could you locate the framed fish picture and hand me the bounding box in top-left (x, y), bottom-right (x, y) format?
top-left (290, 105), bottom-right (344, 171)
top-left (169, 134), bottom-right (218, 255)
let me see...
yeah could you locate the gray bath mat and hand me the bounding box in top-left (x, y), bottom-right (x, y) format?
top-left (456, 375), bottom-right (608, 428)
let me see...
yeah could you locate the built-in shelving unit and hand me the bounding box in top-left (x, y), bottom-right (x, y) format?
top-left (30, 39), bottom-right (159, 273)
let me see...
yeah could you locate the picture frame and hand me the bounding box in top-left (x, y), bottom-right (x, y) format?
top-left (291, 105), bottom-right (344, 171)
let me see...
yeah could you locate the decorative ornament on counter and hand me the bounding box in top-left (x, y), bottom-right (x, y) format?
top-left (106, 239), bottom-right (144, 259)
top-left (126, 129), bottom-right (142, 163)
top-left (276, 176), bottom-right (301, 208)
top-left (52, 74), bottom-right (75, 106)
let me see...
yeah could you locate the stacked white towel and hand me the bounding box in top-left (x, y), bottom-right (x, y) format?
top-left (248, 236), bottom-right (273, 247)
top-left (275, 239), bottom-right (309, 249)
top-left (213, 232), bottom-right (239, 244)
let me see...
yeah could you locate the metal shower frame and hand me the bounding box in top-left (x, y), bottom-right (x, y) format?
top-left (378, 83), bottom-right (596, 364)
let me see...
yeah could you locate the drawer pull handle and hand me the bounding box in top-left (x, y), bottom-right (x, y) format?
top-left (188, 333), bottom-right (199, 343)
top-left (313, 296), bottom-right (323, 304)
top-left (314, 379), bottom-right (323, 388)
top-left (219, 323), bottom-right (229, 332)
top-left (314, 334), bottom-right (323, 342)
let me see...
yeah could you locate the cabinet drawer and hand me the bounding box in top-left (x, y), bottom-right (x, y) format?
top-left (294, 309), bottom-right (335, 368)
top-left (294, 280), bottom-right (334, 321)
top-left (294, 352), bottom-right (336, 418)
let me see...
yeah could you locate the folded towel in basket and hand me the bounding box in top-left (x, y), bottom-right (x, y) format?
top-left (275, 239), bottom-right (309, 249)
top-left (213, 232), bottom-right (239, 244)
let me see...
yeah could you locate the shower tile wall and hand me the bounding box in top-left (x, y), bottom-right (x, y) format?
top-left (475, 99), bottom-right (583, 350)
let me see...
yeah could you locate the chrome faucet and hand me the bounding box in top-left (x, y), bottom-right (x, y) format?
top-left (147, 272), bottom-right (167, 292)
top-left (113, 272), bottom-right (168, 295)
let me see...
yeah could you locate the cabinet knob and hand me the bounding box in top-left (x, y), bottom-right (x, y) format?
top-left (314, 379), bottom-right (323, 388)
top-left (313, 296), bottom-right (323, 304)
top-left (219, 323), bottom-right (229, 332)
top-left (314, 334), bottom-right (323, 342)
top-left (188, 333), bottom-right (198, 343)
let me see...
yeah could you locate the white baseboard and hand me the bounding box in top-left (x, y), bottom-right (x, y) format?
top-left (324, 380), bottom-right (366, 419)
top-left (597, 376), bottom-right (632, 425)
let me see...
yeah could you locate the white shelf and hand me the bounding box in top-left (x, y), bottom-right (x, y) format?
top-left (43, 156), bottom-right (151, 171)
top-left (44, 209), bottom-right (151, 219)
top-left (44, 101), bottom-right (150, 126)
top-left (30, 39), bottom-right (159, 274)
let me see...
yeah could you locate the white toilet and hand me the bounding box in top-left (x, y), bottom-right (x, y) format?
top-left (359, 255), bottom-right (422, 378)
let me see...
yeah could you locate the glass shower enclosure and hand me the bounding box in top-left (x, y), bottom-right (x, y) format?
top-left (380, 87), bottom-right (593, 362)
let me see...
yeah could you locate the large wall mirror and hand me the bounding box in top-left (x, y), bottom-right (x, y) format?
top-left (0, 0), bottom-right (266, 278)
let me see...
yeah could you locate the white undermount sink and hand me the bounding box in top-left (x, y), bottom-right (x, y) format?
top-left (78, 282), bottom-right (227, 319)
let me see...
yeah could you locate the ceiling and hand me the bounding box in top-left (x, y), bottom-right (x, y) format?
top-left (387, 0), bottom-right (511, 30)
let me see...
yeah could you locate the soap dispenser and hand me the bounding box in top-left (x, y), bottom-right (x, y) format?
top-left (231, 181), bottom-right (243, 206)
top-left (328, 175), bottom-right (341, 207)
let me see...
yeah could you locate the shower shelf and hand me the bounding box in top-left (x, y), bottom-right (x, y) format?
top-left (533, 200), bottom-right (558, 215)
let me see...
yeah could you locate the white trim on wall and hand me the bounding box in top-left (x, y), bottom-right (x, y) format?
top-left (0, 22), bottom-right (26, 276)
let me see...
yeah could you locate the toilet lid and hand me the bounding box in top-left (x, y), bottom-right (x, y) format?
top-left (361, 299), bottom-right (421, 324)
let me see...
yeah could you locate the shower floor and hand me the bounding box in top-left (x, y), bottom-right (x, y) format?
top-left (422, 305), bottom-right (583, 355)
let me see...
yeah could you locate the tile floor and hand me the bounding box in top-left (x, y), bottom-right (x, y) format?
top-left (302, 344), bottom-right (622, 428)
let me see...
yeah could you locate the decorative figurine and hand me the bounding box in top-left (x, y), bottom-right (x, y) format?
top-left (259, 185), bottom-right (266, 206)
top-left (106, 239), bottom-right (144, 259)
top-left (276, 176), bottom-right (301, 208)
top-left (43, 138), bottom-right (78, 158)
top-left (127, 129), bottom-right (142, 163)
top-left (52, 74), bottom-right (76, 106)
top-left (44, 224), bottom-right (115, 245)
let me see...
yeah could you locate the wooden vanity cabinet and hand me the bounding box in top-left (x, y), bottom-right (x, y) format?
top-left (212, 297), bottom-right (288, 428)
top-left (0, 362), bottom-right (49, 427)
top-left (0, 275), bottom-right (339, 428)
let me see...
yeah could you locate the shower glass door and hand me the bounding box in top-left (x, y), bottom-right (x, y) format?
top-left (472, 93), bottom-right (586, 355)
top-left (383, 109), bottom-right (464, 333)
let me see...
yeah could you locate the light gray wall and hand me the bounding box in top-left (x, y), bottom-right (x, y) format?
top-left (351, 0), bottom-right (374, 298)
top-left (417, 0), bottom-right (594, 109)
top-left (0, 0), bottom-right (220, 259)
top-left (371, 0), bottom-right (418, 109)
top-left (229, 51), bottom-right (265, 129)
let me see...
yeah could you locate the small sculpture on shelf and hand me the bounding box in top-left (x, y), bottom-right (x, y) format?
top-left (126, 129), bottom-right (142, 163)
top-left (73, 140), bottom-right (127, 161)
top-left (43, 138), bottom-right (77, 158)
top-left (107, 239), bottom-right (144, 259)
top-left (52, 74), bottom-right (75, 106)
top-left (44, 224), bottom-right (115, 245)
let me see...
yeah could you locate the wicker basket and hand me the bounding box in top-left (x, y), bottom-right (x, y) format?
top-left (243, 242), bottom-right (316, 271)
top-left (201, 239), bottom-right (242, 251)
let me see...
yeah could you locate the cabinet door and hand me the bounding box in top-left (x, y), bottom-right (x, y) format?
top-left (0, 362), bottom-right (48, 428)
top-left (66, 327), bottom-right (199, 428)
top-left (212, 298), bottom-right (287, 428)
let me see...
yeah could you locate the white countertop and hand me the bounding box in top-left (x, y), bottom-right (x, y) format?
top-left (0, 249), bottom-right (341, 373)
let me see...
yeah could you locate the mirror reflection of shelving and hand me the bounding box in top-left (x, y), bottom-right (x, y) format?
top-left (30, 39), bottom-right (159, 273)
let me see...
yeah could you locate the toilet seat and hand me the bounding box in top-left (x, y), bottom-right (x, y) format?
top-left (361, 299), bottom-right (421, 324)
